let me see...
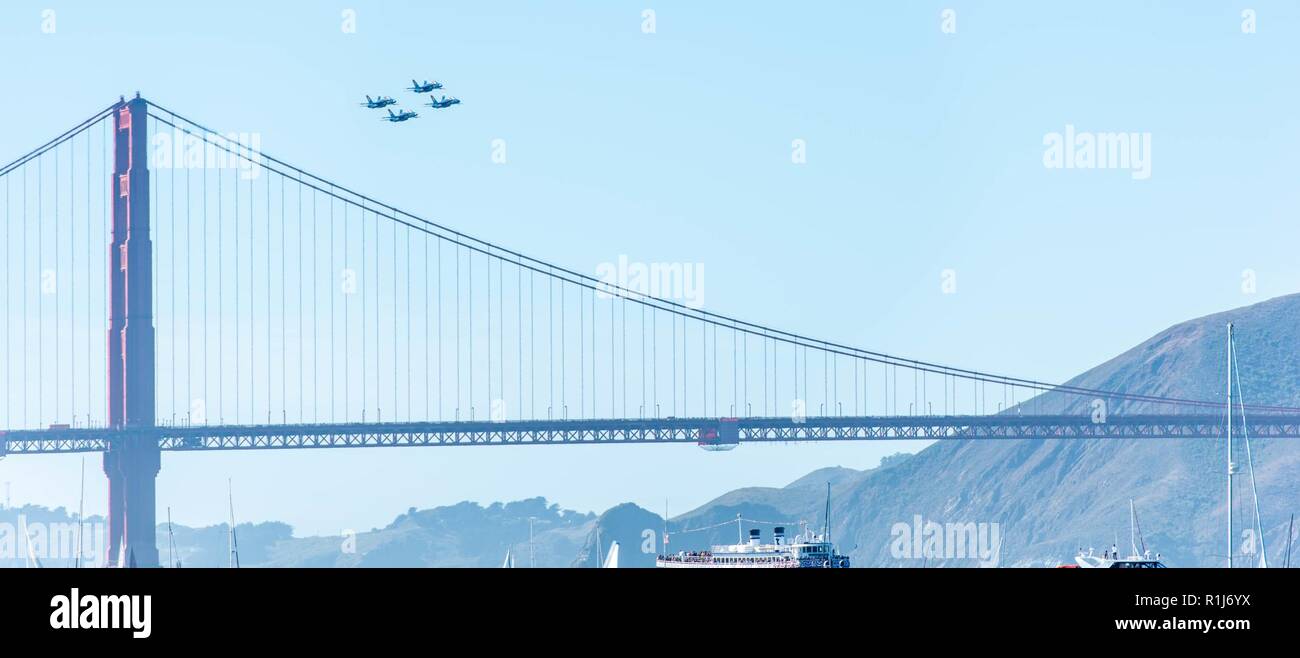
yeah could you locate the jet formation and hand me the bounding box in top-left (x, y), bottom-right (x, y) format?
top-left (383, 109), bottom-right (419, 122)
top-left (360, 95), bottom-right (397, 109)
top-left (426, 95), bottom-right (461, 109)
top-left (408, 79), bottom-right (443, 93)
top-left (361, 78), bottom-right (462, 124)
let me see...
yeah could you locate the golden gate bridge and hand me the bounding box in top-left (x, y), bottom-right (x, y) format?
top-left (2, 95), bottom-right (1297, 566)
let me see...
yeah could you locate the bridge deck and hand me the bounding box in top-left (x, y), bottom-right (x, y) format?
top-left (2, 414), bottom-right (1296, 455)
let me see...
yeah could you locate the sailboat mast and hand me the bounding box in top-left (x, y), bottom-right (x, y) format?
top-left (1227, 322), bottom-right (1234, 569)
top-left (227, 478), bottom-right (240, 569)
top-left (167, 507), bottom-right (176, 569)
top-left (528, 517), bottom-right (536, 568)
top-left (824, 482), bottom-right (832, 542)
top-left (1287, 513), bottom-right (1295, 569)
top-left (1129, 499), bottom-right (1137, 557)
top-left (75, 456), bottom-right (84, 569)
top-left (663, 499), bottom-right (669, 555)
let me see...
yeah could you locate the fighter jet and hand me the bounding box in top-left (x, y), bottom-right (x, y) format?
top-left (408, 79), bottom-right (444, 93)
top-left (383, 108), bottom-right (419, 122)
top-left (426, 95), bottom-right (461, 109)
top-left (360, 95), bottom-right (397, 109)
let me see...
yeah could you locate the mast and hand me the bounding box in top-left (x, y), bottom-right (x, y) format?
top-left (74, 457), bottom-right (84, 568)
top-left (1231, 333), bottom-right (1268, 568)
top-left (1287, 514), bottom-right (1294, 569)
top-left (528, 516), bottom-right (536, 568)
top-left (663, 499), bottom-right (669, 555)
top-left (167, 507), bottom-right (179, 568)
top-left (1227, 322), bottom-right (1234, 569)
top-left (824, 482), bottom-right (832, 542)
top-left (227, 479), bottom-right (240, 569)
top-left (1129, 499), bottom-right (1137, 557)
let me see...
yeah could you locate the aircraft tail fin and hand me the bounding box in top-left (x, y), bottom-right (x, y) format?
top-left (367, 95), bottom-right (373, 102)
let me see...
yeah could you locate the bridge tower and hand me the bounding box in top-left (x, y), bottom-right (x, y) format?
top-left (104, 95), bottom-right (160, 567)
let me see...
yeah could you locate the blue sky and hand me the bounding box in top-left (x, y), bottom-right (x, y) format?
top-left (1, 1), bottom-right (1298, 535)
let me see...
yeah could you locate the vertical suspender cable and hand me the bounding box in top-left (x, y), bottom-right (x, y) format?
top-left (23, 164), bottom-right (27, 426)
top-left (486, 247), bottom-right (488, 416)
top-left (55, 144), bottom-right (60, 423)
top-left (467, 239), bottom-right (472, 418)
top-left (361, 201), bottom-right (366, 418)
top-left (611, 292), bottom-right (615, 417)
top-left (39, 152), bottom-right (44, 425)
top-left (582, 276), bottom-right (587, 416)
top-left (88, 129), bottom-right (94, 423)
top-left (265, 164), bottom-right (271, 421)
top-left (234, 157), bottom-right (240, 423)
top-left (455, 238), bottom-right (460, 419)
top-left (343, 198), bottom-right (349, 422)
top-left (547, 272), bottom-right (552, 417)
top-left (298, 175), bottom-right (304, 421)
top-left (498, 258), bottom-right (503, 419)
top-left (517, 257), bottom-right (522, 420)
top-left (282, 178), bottom-right (288, 422)
top-left (392, 214), bottom-right (398, 420)
top-left (626, 297), bottom-right (631, 416)
top-left (218, 160), bottom-right (224, 422)
top-left (3, 163), bottom-right (8, 426)
top-left (642, 304), bottom-right (647, 417)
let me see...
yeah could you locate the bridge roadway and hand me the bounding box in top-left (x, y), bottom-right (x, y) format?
top-left (3, 414), bottom-right (1297, 456)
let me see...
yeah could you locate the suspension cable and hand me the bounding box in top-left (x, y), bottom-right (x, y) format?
top-left (142, 106), bottom-right (1300, 414)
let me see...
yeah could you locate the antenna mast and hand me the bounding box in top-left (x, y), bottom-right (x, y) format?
top-left (1227, 323), bottom-right (1234, 569)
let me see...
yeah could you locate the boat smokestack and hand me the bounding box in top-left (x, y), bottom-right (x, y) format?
top-left (748, 529), bottom-right (761, 547)
top-left (774, 527), bottom-right (785, 546)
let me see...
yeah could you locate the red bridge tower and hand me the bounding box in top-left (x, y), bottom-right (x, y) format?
top-left (105, 95), bottom-right (159, 568)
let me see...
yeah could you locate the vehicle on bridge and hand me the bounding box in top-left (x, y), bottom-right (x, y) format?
top-left (697, 418), bottom-right (740, 451)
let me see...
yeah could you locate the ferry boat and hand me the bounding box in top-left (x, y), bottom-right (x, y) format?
top-left (656, 526), bottom-right (851, 569)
